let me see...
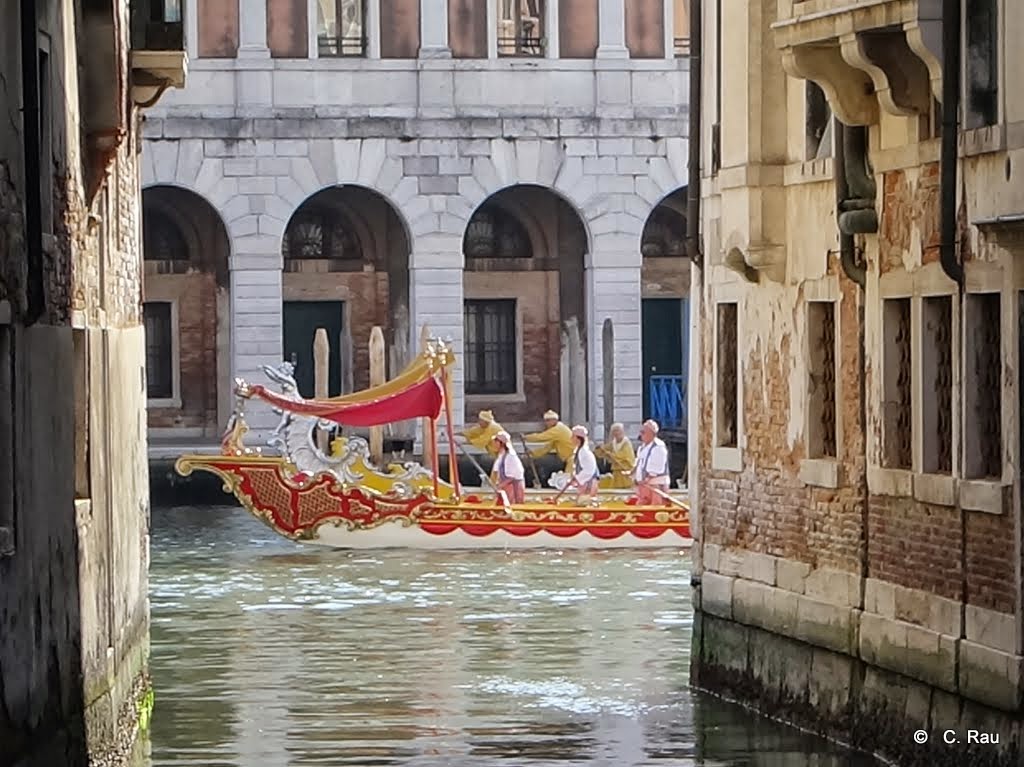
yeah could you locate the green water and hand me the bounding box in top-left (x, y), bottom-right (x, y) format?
top-left (147, 505), bottom-right (878, 766)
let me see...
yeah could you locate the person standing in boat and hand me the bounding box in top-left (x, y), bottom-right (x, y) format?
top-left (491, 431), bottom-right (526, 504)
top-left (595, 422), bottom-right (636, 489)
top-left (633, 419), bottom-right (671, 506)
top-left (523, 409), bottom-right (575, 471)
top-left (461, 410), bottom-right (504, 456)
top-left (569, 425), bottom-right (600, 505)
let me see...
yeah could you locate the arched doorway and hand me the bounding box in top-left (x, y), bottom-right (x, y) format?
top-left (461, 185), bottom-right (588, 433)
top-left (640, 187), bottom-right (690, 429)
top-left (141, 185), bottom-right (231, 439)
top-left (281, 186), bottom-right (411, 401)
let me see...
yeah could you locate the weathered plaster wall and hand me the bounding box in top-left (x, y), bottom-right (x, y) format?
top-left (0, 0), bottom-right (151, 762)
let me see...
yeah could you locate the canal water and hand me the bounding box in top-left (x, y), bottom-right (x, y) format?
top-left (149, 505), bottom-right (878, 766)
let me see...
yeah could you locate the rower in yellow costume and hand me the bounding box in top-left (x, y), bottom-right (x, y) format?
top-left (595, 422), bottom-right (636, 489)
top-left (461, 410), bottom-right (504, 456)
top-left (524, 410), bottom-right (576, 471)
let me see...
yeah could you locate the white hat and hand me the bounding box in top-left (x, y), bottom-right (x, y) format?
top-left (543, 410), bottom-right (559, 420)
top-left (478, 410), bottom-right (495, 423)
top-left (642, 419), bottom-right (660, 434)
top-left (571, 425), bottom-right (588, 438)
top-left (493, 430), bottom-right (511, 445)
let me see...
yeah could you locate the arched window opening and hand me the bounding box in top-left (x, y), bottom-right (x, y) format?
top-left (463, 203), bottom-right (532, 260)
top-left (282, 208), bottom-right (362, 263)
top-left (641, 207), bottom-right (688, 258)
top-left (143, 209), bottom-right (188, 261)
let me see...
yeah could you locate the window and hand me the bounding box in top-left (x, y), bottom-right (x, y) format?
top-left (498, 0), bottom-right (544, 57)
top-left (881, 298), bottom-right (912, 469)
top-left (805, 81), bottom-right (832, 160)
top-left (965, 0), bottom-right (998, 129)
top-left (38, 38), bottom-right (52, 235)
top-left (144, 302), bottom-right (174, 401)
top-left (143, 209), bottom-right (188, 261)
top-left (73, 329), bottom-right (90, 499)
top-left (464, 300), bottom-right (517, 395)
top-left (673, 0), bottom-right (689, 56)
top-left (0, 319), bottom-right (13, 556)
top-left (283, 208), bottom-right (362, 264)
top-left (715, 302), bottom-right (738, 448)
top-left (463, 204), bottom-right (532, 260)
top-left (807, 301), bottom-right (837, 459)
top-left (318, 0), bottom-right (366, 57)
top-left (921, 296), bottom-right (953, 474)
top-left (964, 292), bottom-right (1001, 479)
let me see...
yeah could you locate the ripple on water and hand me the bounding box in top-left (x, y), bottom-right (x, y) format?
top-left (148, 505), bottom-right (880, 767)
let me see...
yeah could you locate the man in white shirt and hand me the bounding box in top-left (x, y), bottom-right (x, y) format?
top-left (569, 425), bottom-right (600, 505)
top-left (633, 419), bottom-right (670, 506)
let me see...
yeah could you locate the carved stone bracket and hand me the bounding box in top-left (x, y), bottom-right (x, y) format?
top-left (841, 29), bottom-right (932, 117)
top-left (904, 16), bottom-right (943, 103)
top-left (782, 45), bottom-right (879, 126)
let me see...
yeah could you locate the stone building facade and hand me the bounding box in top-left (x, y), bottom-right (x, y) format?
top-left (141, 0), bottom-right (693, 448)
top-left (690, 0), bottom-right (1023, 763)
top-left (0, 0), bottom-right (183, 762)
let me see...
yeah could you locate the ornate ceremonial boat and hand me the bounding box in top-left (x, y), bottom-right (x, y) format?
top-left (174, 339), bottom-right (691, 550)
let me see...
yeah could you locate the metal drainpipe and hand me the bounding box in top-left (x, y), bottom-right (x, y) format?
top-left (834, 119), bottom-right (865, 288)
top-left (940, 0), bottom-right (964, 286)
top-left (20, 0), bottom-right (44, 324)
top-left (686, 0), bottom-right (702, 270)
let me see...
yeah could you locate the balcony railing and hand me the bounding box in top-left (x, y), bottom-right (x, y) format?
top-left (130, 0), bottom-right (184, 50)
top-left (649, 375), bottom-right (686, 432)
top-left (498, 35), bottom-right (545, 57)
top-left (318, 35), bottom-right (368, 58)
top-left (673, 37), bottom-right (691, 57)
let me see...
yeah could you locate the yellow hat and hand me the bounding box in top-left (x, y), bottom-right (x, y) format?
top-left (543, 410), bottom-right (559, 420)
top-left (478, 410), bottom-right (494, 423)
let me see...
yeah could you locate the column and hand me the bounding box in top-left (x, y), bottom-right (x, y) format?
top-left (307, 0), bottom-right (319, 58)
top-left (545, 0), bottom-right (559, 59)
top-left (238, 0), bottom-right (270, 57)
top-left (486, 0), bottom-right (498, 58)
top-left (230, 264), bottom-right (283, 442)
top-left (596, 0), bottom-right (629, 59)
top-left (408, 262), bottom-right (464, 451)
top-left (419, 0), bottom-right (451, 57)
top-left (586, 261), bottom-right (643, 440)
top-left (185, 0), bottom-right (199, 60)
top-left (366, 0), bottom-right (381, 58)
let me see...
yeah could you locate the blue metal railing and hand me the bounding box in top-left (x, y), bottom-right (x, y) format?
top-left (649, 375), bottom-right (686, 431)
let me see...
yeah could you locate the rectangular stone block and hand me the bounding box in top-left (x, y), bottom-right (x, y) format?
top-left (700, 572), bottom-right (734, 620)
top-left (617, 156), bottom-right (652, 175)
top-left (438, 157), bottom-right (472, 175)
top-left (403, 156), bottom-right (440, 175)
top-left (894, 584), bottom-right (962, 636)
top-left (564, 138), bottom-right (597, 156)
top-left (598, 138), bottom-right (634, 156)
top-left (583, 156), bottom-right (616, 175)
top-left (738, 551), bottom-right (777, 586)
top-left (256, 158), bottom-right (292, 176)
top-left (864, 578), bottom-right (896, 618)
top-left (222, 158), bottom-right (257, 176)
top-left (904, 622), bottom-right (957, 692)
top-left (795, 594), bottom-right (856, 655)
top-left (965, 605), bottom-right (1018, 654)
top-left (777, 559), bottom-right (811, 594)
top-left (732, 578), bottom-right (769, 626)
top-left (804, 567), bottom-right (862, 609)
top-left (457, 139), bottom-right (492, 156)
top-left (702, 542), bottom-right (721, 572)
top-left (418, 176), bottom-right (459, 195)
top-left (958, 640), bottom-right (1024, 712)
top-left (274, 140), bottom-right (309, 156)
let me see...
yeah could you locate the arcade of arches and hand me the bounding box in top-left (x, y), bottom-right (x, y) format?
top-left (140, 183), bottom-right (689, 442)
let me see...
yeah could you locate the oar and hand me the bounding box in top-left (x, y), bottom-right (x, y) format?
top-left (518, 435), bottom-right (543, 489)
top-left (453, 439), bottom-right (498, 492)
top-left (643, 483), bottom-right (689, 510)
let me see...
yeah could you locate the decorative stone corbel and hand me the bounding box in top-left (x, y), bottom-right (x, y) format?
top-left (840, 30), bottom-right (931, 117)
top-left (904, 12), bottom-right (943, 103)
top-left (781, 45), bottom-right (878, 126)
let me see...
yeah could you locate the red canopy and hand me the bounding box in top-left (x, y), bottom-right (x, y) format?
top-left (248, 376), bottom-right (444, 427)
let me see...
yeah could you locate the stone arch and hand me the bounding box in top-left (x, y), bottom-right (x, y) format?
top-left (461, 183), bottom-right (589, 435)
top-left (638, 185), bottom-right (691, 427)
top-left (140, 184), bottom-right (233, 438)
top-left (279, 184), bottom-right (413, 404)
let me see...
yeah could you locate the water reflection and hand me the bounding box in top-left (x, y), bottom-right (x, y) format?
top-left (149, 506), bottom-right (876, 766)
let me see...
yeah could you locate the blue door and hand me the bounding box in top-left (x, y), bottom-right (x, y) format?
top-left (641, 297), bottom-right (689, 428)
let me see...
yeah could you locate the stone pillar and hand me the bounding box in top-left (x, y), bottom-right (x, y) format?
top-left (409, 262), bottom-right (464, 452)
top-left (230, 265), bottom-right (283, 441)
top-left (419, 0), bottom-right (451, 57)
top-left (238, 0), bottom-right (270, 57)
top-left (545, 0), bottom-right (559, 59)
top-left (596, 0), bottom-right (629, 59)
top-left (586, 262), bottom-right (642, 437)
top-left (366, 0), bottom-right (381, 58)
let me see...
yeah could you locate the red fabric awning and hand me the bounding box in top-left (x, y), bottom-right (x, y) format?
top-left (248, 376), bottom-right (444, 427)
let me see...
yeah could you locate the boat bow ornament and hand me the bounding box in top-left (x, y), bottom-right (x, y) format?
top-left (175, 338), bottom-right (691, 549)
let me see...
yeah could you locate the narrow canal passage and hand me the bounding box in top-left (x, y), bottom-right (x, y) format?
top-left (149, 506), bottom-right (877, 766)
